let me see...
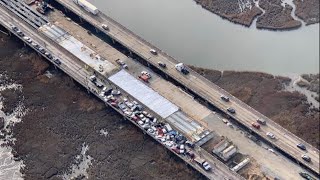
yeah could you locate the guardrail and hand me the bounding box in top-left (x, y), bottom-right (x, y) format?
top-left (0, 6), bottom-right (244, 180)
top-left (52, 0), bottom-right (319, 175)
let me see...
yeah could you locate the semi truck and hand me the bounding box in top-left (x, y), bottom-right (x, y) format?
top-left (73, 0), bottom-right (99, 15)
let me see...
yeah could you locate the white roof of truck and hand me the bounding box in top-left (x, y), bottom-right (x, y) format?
top-left (76, 0), bottom-right (98, 12)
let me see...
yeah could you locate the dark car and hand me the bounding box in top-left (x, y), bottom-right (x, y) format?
top-left (16, 30), bottom-right (24, 37)
top-left (220, 95), bottom-right (230, 102)
top-left (39, 47), bottom-right (46, 54)
top-left (12, 26), bottom-right (18, 31)
top-left (227, 107), bottom-right (236, 114)
top-left (186, 141), bottom-right (195, 148)
top-left (186, 150), bottom-right (195, 159)
top-left (45, 53), bottom-right (53, 59)
top-left (53, 58), bottom-right (61, 65)
top-left (299, 172), bottom-right (315, 180)
top-left (104, 88), bottom-right (113, 96)
top-left (181, 68), bottom-right (189, 75)
top-left (301, 154), bottom-right (311, 162)
top-left (297, 143), bottom-right (306, 150)
top-left (158, 61), bottom-right (166, 68)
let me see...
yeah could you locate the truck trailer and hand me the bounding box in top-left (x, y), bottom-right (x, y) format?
top-left (73, 0), bottom-right (99, 15)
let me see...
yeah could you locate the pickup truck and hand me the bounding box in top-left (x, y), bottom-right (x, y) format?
top-left (194, 157), bottom-right (212, 171)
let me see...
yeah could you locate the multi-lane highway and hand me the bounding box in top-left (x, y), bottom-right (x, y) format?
top-left (54, 0), bottom-right (320, 175)
top-left (0, 3), bottom-right (244, 179)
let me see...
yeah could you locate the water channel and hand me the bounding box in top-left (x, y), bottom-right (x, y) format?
top-left (89, 0), bottom-right (319, 76)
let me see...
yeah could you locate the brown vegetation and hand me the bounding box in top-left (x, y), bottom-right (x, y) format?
top-left (256, 0), bottom-right (301, 30)
top-left (194, 0), bottom-right (318, 30)
top-left (294, 0), bottom-right (320, 25)
top-left (194, 0), bottom-right (262, 27)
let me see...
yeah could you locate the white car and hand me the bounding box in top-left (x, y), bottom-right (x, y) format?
top-left (150, 49), bottom-right (157, 55)
top-left (23, 36), bottom-right (32, 43)
top-left (99, 92), bottom-right (105, 97)
top-left (266, 132), bottom-right (276, 139)
top-left (165, 141), bottom-right (174, 147)
top-left (102, 24), bottom-right (109, 30)
top-left (202, 162), bottom-right (212, 171)
top-left (141, 71), bottom-right (151, 78)
top-left (125, 101), bottom-right (134, 108)
top-left (268, 148), bottom-right (276, 154)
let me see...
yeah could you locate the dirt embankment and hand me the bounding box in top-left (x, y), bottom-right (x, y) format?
top-left (191, 66), bottom-right (320, 149)
top-left (256, 0), bottom-right (301, 30)
top-left (0, 34), bottom-right (204, 179)
top-left (294, 0), bottom-right (320, 25)
top-left (194, 0), bottom-right (318, 30)
top-left (194, 0), bottom-right (263, 27)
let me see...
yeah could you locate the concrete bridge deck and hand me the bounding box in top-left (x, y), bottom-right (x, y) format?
top-left (53, 0), bottom-right (319, 175)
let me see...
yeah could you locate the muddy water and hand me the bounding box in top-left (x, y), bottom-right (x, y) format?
top-left (89, 0), bottom-right (319, 75)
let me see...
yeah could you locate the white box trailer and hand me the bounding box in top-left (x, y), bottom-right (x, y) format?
top-left (231, 158), bottom-right (250, 172)
top-left (212, 139), bottom-right (230, 154)
top-left (222, 145), bottom-right (237, 161)
top-left (73, 0), bottom-right (99, 15)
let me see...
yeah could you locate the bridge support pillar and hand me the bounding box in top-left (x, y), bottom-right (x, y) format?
top-left (95, 27), bottom-right (99, 33)
top-left (147, 62), bottom-right (150, 67)
top-left (79, 16), bottom-right (83, 23)
top-left (129, 51), bottom-right (132, 56)
top-left (111, 38), bottom-right (115, 44)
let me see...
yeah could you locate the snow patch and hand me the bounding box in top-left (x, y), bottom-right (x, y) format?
top-left (62, 143), bottom-right (93, 180)
top-left (44, 70), bottom-right (54, 78)
top-left (99, 129), bottom-right (109, 137)
top-left (284, 74), bottom-right (319, 109)
top-left (0, 75), bottom-right (26, 180)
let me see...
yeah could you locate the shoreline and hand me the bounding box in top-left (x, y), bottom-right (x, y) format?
top-left (193, 0), bottom-right (319, 31)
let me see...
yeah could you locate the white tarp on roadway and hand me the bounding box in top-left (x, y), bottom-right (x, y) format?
top-left (108, 70), bottom-right (179, 118)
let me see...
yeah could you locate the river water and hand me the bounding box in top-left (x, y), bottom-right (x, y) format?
top-left (89, 0), bottom-right (319, 75)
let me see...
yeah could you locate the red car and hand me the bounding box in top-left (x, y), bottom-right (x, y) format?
top-left (130, 115), bottom-right (138, 122)
top-left (139, 74), bottom-right (150, 83)
top-left (252, 122), bottom-right (260, 129)
top-left (110, 102), bottom-right (117, 107)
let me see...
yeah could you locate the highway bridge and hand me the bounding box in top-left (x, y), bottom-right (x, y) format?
top-left (53, 0), bottom-right (320, 176)
top-left (0, 1), bottom-right (244, 179)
